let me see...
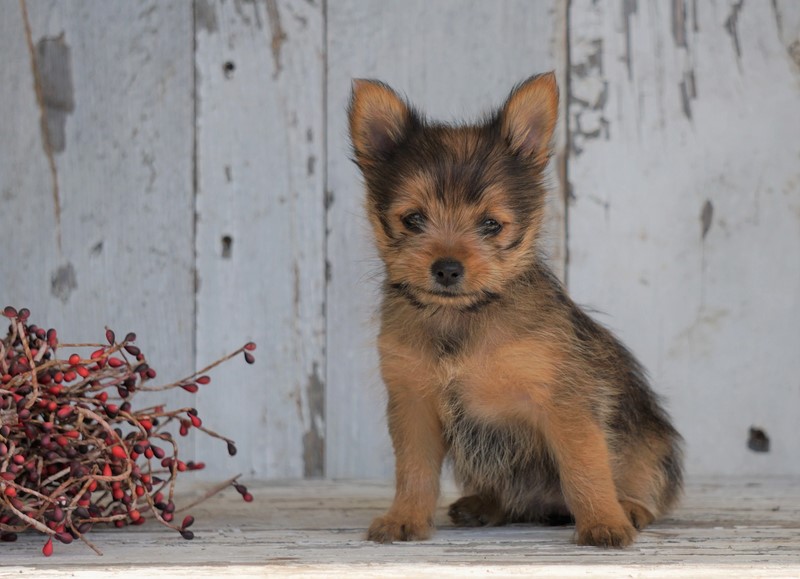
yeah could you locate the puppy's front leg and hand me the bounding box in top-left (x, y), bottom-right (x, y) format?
top-left (367, 382), bottom-right (446, 543)
top-left (543, 403), bottom-right (637, 547)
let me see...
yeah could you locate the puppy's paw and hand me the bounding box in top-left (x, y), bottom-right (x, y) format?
top-left (619, 499), bottom-right (655, 531)
top-left (576, 520), bottom-right (637, 548)
top-left (367, 515), bottom-right (433, 543)
top-left (448, 495), bottom-right (505, 527)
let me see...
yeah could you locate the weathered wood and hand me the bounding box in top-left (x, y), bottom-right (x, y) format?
top-left (325, 0), bottom-right (568, 479)
top-left (568, 1), bottom-right (800, 475)
top-left (194, 0), bottom-right (326, 479)
top-left (2, 0), bottom-right (797, 485)
top-left (2, 478), bottom-right (799, 577)
top-left (0, 1), bottom-right (194, 412)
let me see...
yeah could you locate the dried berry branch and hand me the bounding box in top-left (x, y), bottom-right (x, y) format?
top-left (0, 306), bottom-right (257, 556)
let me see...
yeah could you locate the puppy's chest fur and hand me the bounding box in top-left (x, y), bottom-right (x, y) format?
top-left (411, 316), bottom-right (560, 502)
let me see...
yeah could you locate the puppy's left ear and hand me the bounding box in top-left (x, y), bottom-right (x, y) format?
top-left (349, 79), bottom-right (413, 168)
top-left (500, 72), bottom-right (559, 167)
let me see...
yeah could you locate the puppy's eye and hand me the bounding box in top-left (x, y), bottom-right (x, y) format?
top-left (401, 212), bottom-right (426, 233)
top-left (480, 218), bottom-right (502, 236)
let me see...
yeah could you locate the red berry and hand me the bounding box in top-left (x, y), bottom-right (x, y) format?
top-left (17, 308), bottom-right (30, 321)
top-left (102, 464), bottom-right (112, 477)
top-left (180, 383), bottom-right (199, 393)
top-left (196, 375), bottom-right (211, 385)
top-left (3, 306), bottom-right (17, 318)
top-left (55, 531), bottom-right (73, 544)
top-left (244, 342), bottom-right (257, 351)
top-left (243, 493), bottom-right (254, 502)
top-left (106, 329), bottom-right (116, 345)
top-left (76, 365), bottom-right (90, 378)
top-left (108, 357), bottom-right (124, 368)
top-left (4, 486), bottom-right (17, 497)
top-left (189, 414), bottom-right (202, 428)
top-left (181, 515), bottom-right (195, 529)
top-left (68, 354), bottom-right (81, 366)
top-left (42, 537), bottom-right (53, 557)
top-left (111, 445), bottom-right (127, 459)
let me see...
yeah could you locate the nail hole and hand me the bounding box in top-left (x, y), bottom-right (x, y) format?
top-left (223, 61), bottom-right (235, 78)
top-left (747, 427), bottom-right (770, 453)
top-left (221, 235), bottom-right (233, 259)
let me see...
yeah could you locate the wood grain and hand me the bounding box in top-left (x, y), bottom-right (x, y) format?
top-left (0, 0), bottom-right (195, 420)
top-left (568, 0), bottom-right (800, 475)
top-left (1, 478), bottom-right (799, 577)
top-left (194, 0), bottom-right (326, 479)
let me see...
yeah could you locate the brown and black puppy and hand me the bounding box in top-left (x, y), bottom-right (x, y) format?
top-left (348, 72), bottom-right (683, 548)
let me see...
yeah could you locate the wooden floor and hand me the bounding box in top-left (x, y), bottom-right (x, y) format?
top-left (2, 477), bottom-right (799, 578)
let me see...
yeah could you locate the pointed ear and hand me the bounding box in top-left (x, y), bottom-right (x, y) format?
top-left (500, 72), bottom-right (559, 166)
top-left (348, 79), bottom-right (413, 167)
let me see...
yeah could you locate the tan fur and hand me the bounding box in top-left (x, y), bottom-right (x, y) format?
top-left (350, 73), bottom-right (683, 549)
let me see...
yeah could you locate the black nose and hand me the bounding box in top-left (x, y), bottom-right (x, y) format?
top-left (431, 258), bottom-right (464, 288)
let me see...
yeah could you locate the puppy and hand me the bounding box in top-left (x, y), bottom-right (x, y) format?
top-left (348, 72), bottom-right (683, 548)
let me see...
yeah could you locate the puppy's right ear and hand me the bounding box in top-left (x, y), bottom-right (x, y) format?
top-left (349, 80), bottom-right (413, 168)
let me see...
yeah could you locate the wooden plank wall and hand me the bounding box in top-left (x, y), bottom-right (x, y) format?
top-left (569, 0), bottom-right (800, 475)
top-left (194, 0), bottom-right (325, 480)
top-left (1, 0), bottom-right (798, 481)
top-left (0, 0), bottom-right (195, 446)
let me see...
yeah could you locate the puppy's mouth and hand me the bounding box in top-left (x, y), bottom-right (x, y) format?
top-left (389, 282), bottom-right (499, 312)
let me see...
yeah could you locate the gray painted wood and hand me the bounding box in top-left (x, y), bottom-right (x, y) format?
top-left (2, 0), bottom-right (797, 483)
top-left (3, 477), bottom-right (800, 576)
top-left (0, 0), bottom-right (195, 424)
top-left (325, 0), bottom-right (568, 479)
top-left (194, 0), bottom-right (326, 479)
top-left (568, 0), bottom-right (800, 475)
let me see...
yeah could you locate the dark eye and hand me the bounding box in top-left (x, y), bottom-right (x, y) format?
top-left (480, 218), bottom-right (502, 236)
top-left (401, 212), bottom-right (426, 233)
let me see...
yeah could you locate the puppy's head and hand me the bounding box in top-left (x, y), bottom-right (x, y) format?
top-left (349, 74), bottom-right (558, 311)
